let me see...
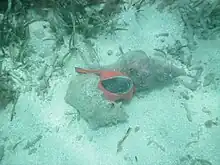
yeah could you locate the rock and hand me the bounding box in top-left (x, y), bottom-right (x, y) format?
top-left (64, 74), bottom-right (128, 130)
top-left (106, 50), bottom-right (186, 92)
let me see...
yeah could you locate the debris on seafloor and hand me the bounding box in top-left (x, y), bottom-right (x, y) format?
top-left (179, 77), bottom-right (200, 91)
top-left (28, 148), bottom-right (38, 155)
top-left (10, 92), bottom-right (19, 121)
top-left (147, 138), bottom-right (165, 152)
top-left (23, 134), bottom-right (43, 150)
top-left (155, 32), bottom-right (169, 38)
top-left (203, 73), bottom-right (215, 87)
top-left (117, 127), bottom-right (132, 153)
top-left (182, 102), bottom-right (193, 122)
top-left (179, 90), bottom-right (190, 100)
top-left (204, 117), bottom-right (218, 128)
top-left (191, 126), bottom-right (203, 141)
top-left (107, 50), bottom-right (113, 56)
top-left (185, 140), bottom-right (198, 148)
top-left (179, 155), bottom-right (212, 165)
top-left (134, 126), bottom-right (140, 133)
top-left (12, 139), bottom-right (24, 150)
top-left (0, 145), bottom-right (4, 163)
top-left (123, 154), bottom-right (139, 164)
top-left (176, 64), bottom-right (203, 92)
top-left (202, 107), bottom-right (212, 115)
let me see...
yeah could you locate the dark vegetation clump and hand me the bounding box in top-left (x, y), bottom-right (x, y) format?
top-left (0, 61), bottom-right (17, 109)
top-left (0, 0), bottom-right (125, 108)
top-left (153, 0), bottom-right (220, 48)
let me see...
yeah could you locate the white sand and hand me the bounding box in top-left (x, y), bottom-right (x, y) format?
top-left (0, 4), bottom-right (220, 165)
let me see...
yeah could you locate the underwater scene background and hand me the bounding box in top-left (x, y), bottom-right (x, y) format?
top-left (0, 0), bottom-right (219, 165)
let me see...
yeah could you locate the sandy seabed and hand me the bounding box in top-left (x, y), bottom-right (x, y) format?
top-left (0, 3), bottom-right (220, 165)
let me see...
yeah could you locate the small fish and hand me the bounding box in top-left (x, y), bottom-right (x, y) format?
top-left (75, 67), bottom-right (135, 101)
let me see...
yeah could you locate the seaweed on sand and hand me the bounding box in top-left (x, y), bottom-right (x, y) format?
top-left (0, 0), bottom-right (28, 109)
top-left (24, 0), bottom-right (126, 39)
top-left (179, 0), bottom-right (220, 40)
top-left (153, 0), bottom-right (220, 48)
top-left (0, 66), bottom-right (17, 109)
top-left (0, 0), bottom-right (29, 48)
top-left (148, 0), bottom-right (220, 50)
top-left (0, 0), bottom-right (129, 107)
